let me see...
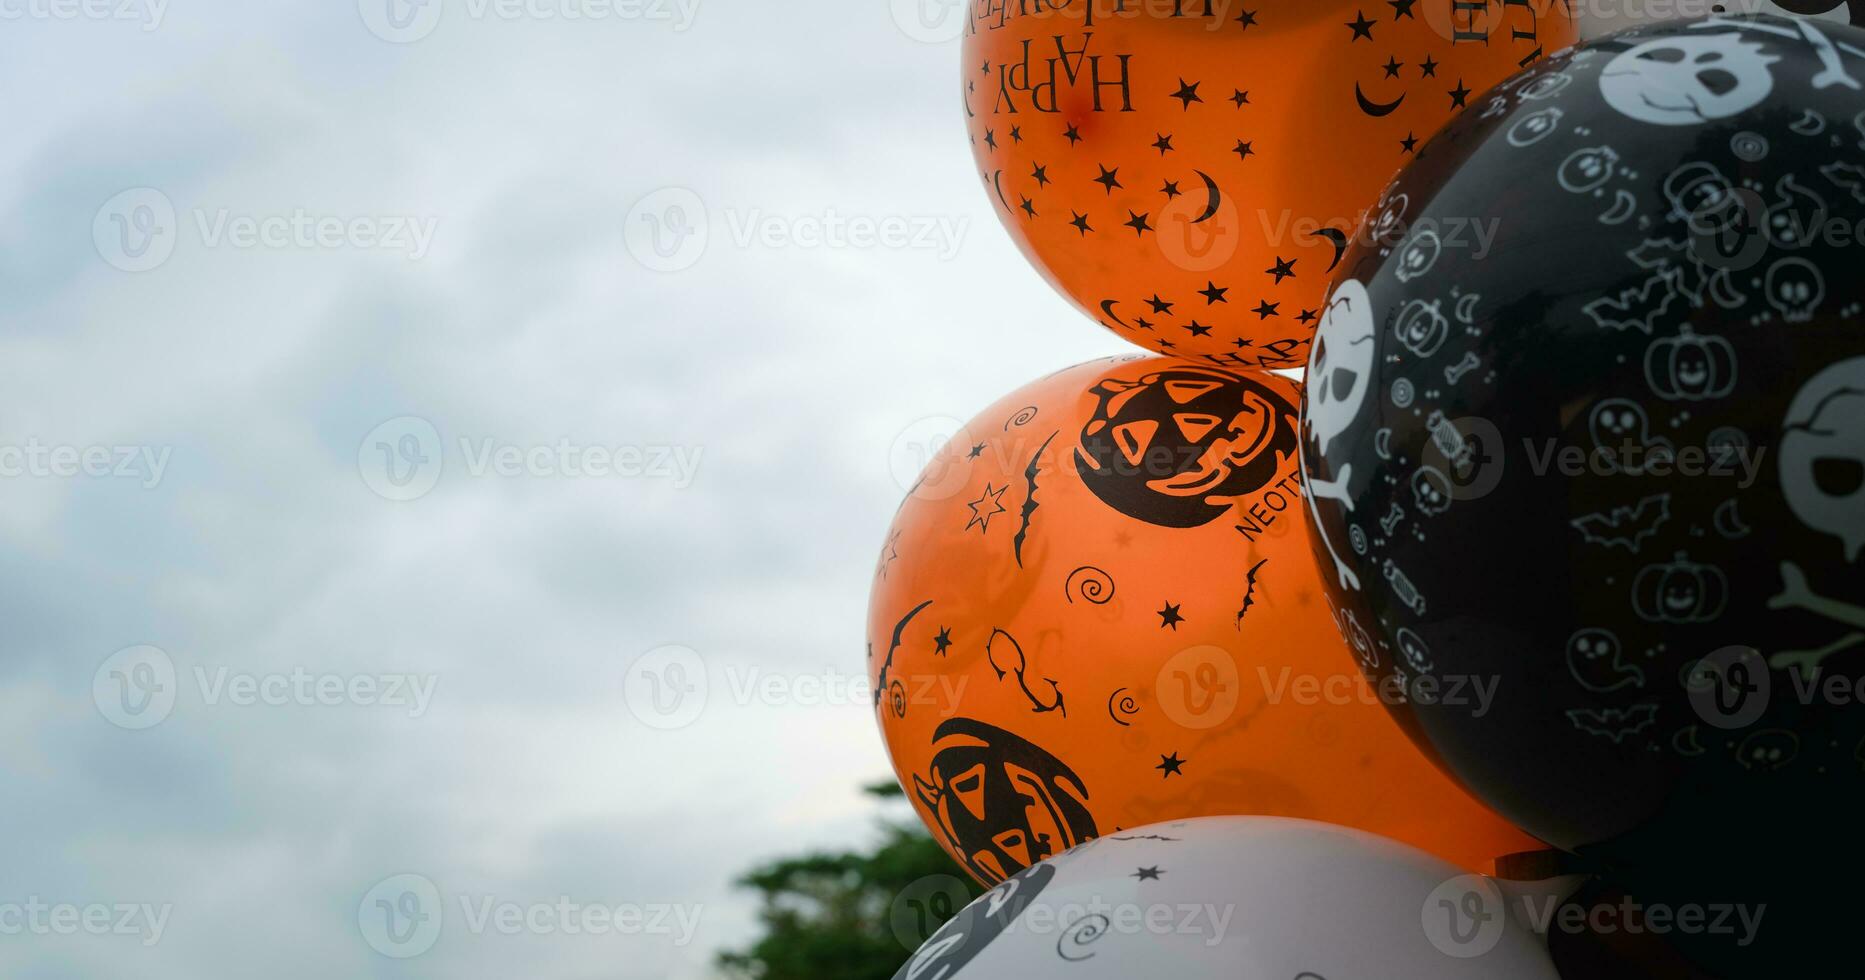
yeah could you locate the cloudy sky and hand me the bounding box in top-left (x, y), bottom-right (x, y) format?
top-left (0, 2), bottom-right (1661, 978)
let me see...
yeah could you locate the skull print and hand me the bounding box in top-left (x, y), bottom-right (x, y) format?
top-left (1306, 280), bottom-right (1378, 460)
top-left (1780, 356), bottom-right (1865, 561)
top-left (1601, 33), bottom-right (1782, 126)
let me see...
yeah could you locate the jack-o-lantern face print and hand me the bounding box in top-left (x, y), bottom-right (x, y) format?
top-left (1075, 366), bottom-right (1299, 528)
top-left (869, 356), bottom-right (1538, 885)
top-left (963, 1), bottom-right (1577, 363)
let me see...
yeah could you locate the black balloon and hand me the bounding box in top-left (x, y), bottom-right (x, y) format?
top-left (1300, 14), bottom-right (1865, 975)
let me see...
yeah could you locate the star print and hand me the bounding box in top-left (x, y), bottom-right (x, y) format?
top-left (1157, 753), bottom-right (1186, 778)
top-left (1253, 299), bottom-right (1281, 319)
top-left (1199, 281), bottom-right (1229, 304)
top-left (1133, 867), bottom-right (1164, 881)
top-left (1185, 320), bottom-right (1213, 338)
top-left (1125, 210), bottom-right (1153, 235)
top-left (983, 129), bottom-right (997, 150)
top-left (1382, 56), bottom-right (1403, 79)
top-left (1235, 8), bottom-right (1257, 29)
top-left (1266, 257), bottom-right (1297, 284)
top-left (1069, 211), bottom-right (1093, 236)
top-left (1020, 197), bottom-right (1037, 219)
top-left (968, 443), bottom-right (985, 458)
top-left (1063, 123), bottom-right (1083, 144)
top-left (1113, 530), bottom-right (1134, 548)
top-left (1160, 179), bottom-right (1183, 200)
top-left (1232, 337), bottom-right (1254, 349)
top-left (1233, 140), bottom-right (1255, 161)
top-left (1298, 308), bottom-right (1319, 325)
top-left (933, 627), bottom-right (953, 656)
top-left (1170, 79), bottom-right (1203, 108)
top-left (1009, 125), bottom-right (1023, 144)
top-left (1389, 0), bottom-right (1416, 17)
top-left (1346, 10), bottom-right (1375, 41)
top-left (1032, 164), bottom-right (1050, 187)
top-left (1449, 80), bottom-right (1471, 109)
top-left (1230, 89), bottom-right (1251, 108)
top-left (966, 483), bottom-right (1009, 533)
top-left (1158, 602), bottom-right (1185, 630)
top-left (1146, 294), bottom-right (1175, 315)
top-left (1156, 338), bottom-right (1177, 351)
top-left (1094, 165), bottom-right (1122, 194)
top-left (1419, 56), bottom-right (1438, 78)
top-left (1400, 132), bottom-right (1418, 153)
top-left (1133, 316), bottom-right (1154, 331)
top-left (1152, 133), bottom-right (1174, 155)
top-left (980, 60), bottom-right (989, 74)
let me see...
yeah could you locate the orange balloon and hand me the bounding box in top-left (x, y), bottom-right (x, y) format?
top-left (868, 356), bottom-right (1536, 884)
top-left (962, 1), bottom-right (1577, 364)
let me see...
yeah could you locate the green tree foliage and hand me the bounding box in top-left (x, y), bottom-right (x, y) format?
top-left (718, 782), bottom-right (981, 980)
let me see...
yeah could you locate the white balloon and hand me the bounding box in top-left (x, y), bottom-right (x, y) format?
top-left (894, 817), bottom-right (1561, 980)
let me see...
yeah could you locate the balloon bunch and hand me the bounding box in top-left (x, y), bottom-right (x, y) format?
top-left (871, 4), bottom-right (1865, 978)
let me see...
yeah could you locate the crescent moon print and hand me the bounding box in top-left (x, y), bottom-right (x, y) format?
top-left (1192, 169), bottom-right (1222, 224)
top-left (1355, 82), bottom-right (1406, 117)
top-left (991, 169), bottom-right (1013, 213)
top-left (963, 2), bottom-right (1575, 360)
top-left (1315, 227), bottom-right (1350, 273)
